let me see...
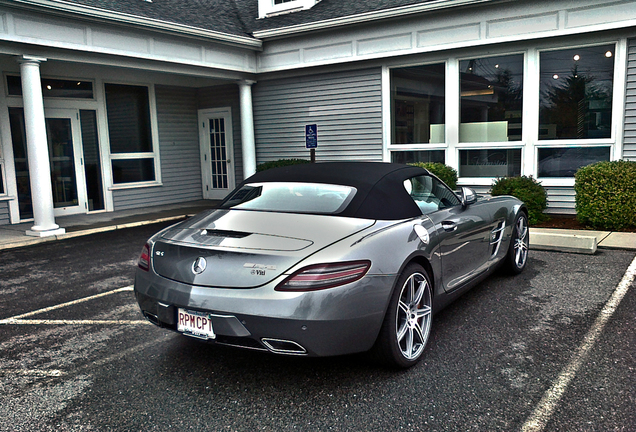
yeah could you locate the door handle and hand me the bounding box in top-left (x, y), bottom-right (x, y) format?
top-left (442, 221), bottom-right (457, 232)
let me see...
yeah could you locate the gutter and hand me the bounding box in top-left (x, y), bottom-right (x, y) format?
top-left (253, 0), bottom-right (500, 39)
top-left (1, 0), bottom-right (263, 49)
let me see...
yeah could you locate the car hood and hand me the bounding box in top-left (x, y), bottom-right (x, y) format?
top-left (151, 209), bottom-right (375, 288)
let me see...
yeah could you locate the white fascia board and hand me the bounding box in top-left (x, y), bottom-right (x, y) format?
top-left (2, 0), bottom-right (263, 49)
top-left (253, 0), bottom-right (499, 39)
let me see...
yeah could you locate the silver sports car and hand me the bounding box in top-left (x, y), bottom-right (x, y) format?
top-left (134, 162), bottom-right (528, 368)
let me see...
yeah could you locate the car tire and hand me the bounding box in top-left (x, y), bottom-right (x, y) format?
top-left (371, 263), bottom-right (433, 368)
top-left (504, 212), bottom-right (529, 274)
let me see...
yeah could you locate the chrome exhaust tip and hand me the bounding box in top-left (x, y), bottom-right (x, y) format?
top-left (143, 311), bottom-right (161, 327)
top-left (261, 338), bottom-right (307, 355)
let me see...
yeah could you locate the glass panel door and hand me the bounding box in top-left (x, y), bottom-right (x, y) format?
top-left (47, 118), bottom-right (78, 208)
top-left (210, 118), bottom-right (229, 190)
top-left (199, 108), bottom-right (235, 200)
top-left (45, 109), bottom-right (87, 216)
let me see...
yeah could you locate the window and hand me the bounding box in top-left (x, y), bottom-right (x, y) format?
top-left (7, 75), bottom-right (94, 99)
top-left (392, 63), bottom-right (445, 145)
top-left (459, 149), bottom-right (522, 178)
top-left (258, 0), bottom-right (318, 17)
top-left (460, 54), bottom-right (523, 142)
top-left (391, 150), bottom-right (445, 165)
top-left (9, 108), bottom-right (32, 218)
top-left (539, 45), bottom-right (614, 140)
top-left (404, 175), bottom-right (460, 215)
top-left (221, 182), bottom-right (357, 215)
top-left (537, 147), bottom-right (610, 177)
top-left (105, 83), bottom-right (157, 184)
top-left (80, 110), bottom-right (105, 210)
top-left (0, 131), bottom-right (4, 195)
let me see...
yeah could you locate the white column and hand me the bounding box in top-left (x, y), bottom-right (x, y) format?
top-left (239, 80), bottom-right (257, 179)
top-left (19, 56), bottom-right (65, 237)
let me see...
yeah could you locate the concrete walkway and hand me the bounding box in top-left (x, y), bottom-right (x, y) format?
top-left (0, 200), bottom-right (635, 253)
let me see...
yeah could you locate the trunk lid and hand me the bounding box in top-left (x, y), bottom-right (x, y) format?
top-left (151, 209), bottom-right (374, 288)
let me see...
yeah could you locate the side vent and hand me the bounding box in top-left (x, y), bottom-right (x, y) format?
top-left (490, 220), bottom-right (506, 258)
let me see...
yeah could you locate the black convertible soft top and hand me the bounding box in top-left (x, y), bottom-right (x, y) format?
top-left (226, 162), bottom-right (431, 220)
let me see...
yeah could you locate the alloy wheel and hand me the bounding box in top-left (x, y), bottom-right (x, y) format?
top-left (395, 272), bottom-right (432, 360)
top-left (514, 216), bottom-right (529, 269)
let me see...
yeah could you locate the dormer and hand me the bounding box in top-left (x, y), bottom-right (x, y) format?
top-left (258, 0), bottom-right (320, 18)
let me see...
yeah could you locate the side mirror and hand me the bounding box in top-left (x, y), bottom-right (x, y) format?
top-left (461, 186), bottom-right (477, 208)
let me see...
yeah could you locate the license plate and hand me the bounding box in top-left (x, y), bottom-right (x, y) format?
top-left (177, 308), bottom-right (216, 340)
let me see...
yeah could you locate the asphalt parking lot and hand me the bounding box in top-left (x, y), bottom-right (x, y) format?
top-left (0, 222), bottom-right (635, 431)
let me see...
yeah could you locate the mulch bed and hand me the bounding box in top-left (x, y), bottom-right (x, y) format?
top-left (532, 215), bottom-right (636, 233)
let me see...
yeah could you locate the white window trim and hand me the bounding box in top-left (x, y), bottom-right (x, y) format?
top-left (104, 82), bottom-right (162, 188)
top-left (384, 37), bottom-right (627, 188)
top-left (533, 40), bottom-right (624, 187)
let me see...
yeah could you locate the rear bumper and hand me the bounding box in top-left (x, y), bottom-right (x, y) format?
top-left (134, 269), bottom-right (395, 357)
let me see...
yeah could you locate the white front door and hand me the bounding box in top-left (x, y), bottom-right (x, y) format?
top-left (45, 108), bottom-right (88, 216)
top-left (199, 108), bottom-right (235, 200)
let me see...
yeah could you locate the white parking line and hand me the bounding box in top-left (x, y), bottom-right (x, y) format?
top-left (0, 369), bottom-right (65, 377)
top-left (2, 319), bottom-right (150, 325)
top-left (521, 254), bottom-right (636, 432)
top-left (0, 286), bottom-right (134, 324)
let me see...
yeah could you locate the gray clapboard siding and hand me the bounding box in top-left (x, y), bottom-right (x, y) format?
top-left (469, 185), bottom-right (575, 214)
top-left (0, 201), bottom-right (9, 225)
top-left (544, 187), bottom-right (576, 214)
top-left (624, 38), bottom-right (636, 161)
top-left (112, 85), bottom-right (203, 210)
top-left (197, 84), bottom-right (244, 184)
top-left (253, 68), bottom-right (383, 163)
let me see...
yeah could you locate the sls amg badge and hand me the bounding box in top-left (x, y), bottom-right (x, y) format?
top-left (192, 257), bottom-right (207, 274)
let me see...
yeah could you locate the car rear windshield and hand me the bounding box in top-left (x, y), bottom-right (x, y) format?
top-left (220, 182), bottom-right (357, 214)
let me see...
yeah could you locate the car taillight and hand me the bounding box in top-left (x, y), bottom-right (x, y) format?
top-left (275, 260), bottom-right (371, 292)
top-left (138, 243), bottom-right (151, 271)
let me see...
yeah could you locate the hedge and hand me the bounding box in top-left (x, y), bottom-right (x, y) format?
top-left (574, 160), bottom-right (636, 230)
top-left (490, 176), bottom-right (548, 225)
top-left (409, 162), bottom-right (458, 190)
top-left (256, 158), bottom-right (311, 172)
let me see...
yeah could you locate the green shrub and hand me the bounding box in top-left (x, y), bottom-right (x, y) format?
top-left (574, 160), bottom-right (636, 230)
top-left (491, 176), bottom-right (548, 225)
top-left (409, 162), bottom-right (458, 190)
top-left (256, 158), bottom-right (311, 172)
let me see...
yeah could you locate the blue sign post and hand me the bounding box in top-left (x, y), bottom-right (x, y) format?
top-left (305, 124), bottom-right (317, 162)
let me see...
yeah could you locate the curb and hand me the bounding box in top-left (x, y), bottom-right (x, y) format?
top-left (0, 215), bottom-right (188, 251)
top-left (530, 231), bottom-right (598, 255)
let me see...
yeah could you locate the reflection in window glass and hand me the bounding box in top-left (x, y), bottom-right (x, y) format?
top-left (6, 75), bottom-right (94, 99)
top-left (391, 64), bottom-right (445, 144)
top-left (539, 45), bottom-right (614, 140)
top-left (221, 182), bottom-right (357, 215)
top-left (80, 110), bottom-right (104, 210)
top-left (105, 84), bottom-right (152, 153)
top-left (460, 54), bottom-right (523, 142)
top-left (391, 150), bottom-right (445, 165)
top-left (405, 175), bottom-right (460, 215)
top-left (459, 149), bottom-right (521, 178)
top-left (537, 147), bottom-right (610, 177)
top-left (9, 108), bottom-right (33, 219)
top-left (112, 159), bottom-right (155, 184)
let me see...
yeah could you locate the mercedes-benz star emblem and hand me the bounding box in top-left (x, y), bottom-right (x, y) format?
top-left (192, 257), bottom-right (207, 275)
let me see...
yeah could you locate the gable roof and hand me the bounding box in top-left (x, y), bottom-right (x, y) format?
top-left (12, 0), bottom-right (487, 41)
